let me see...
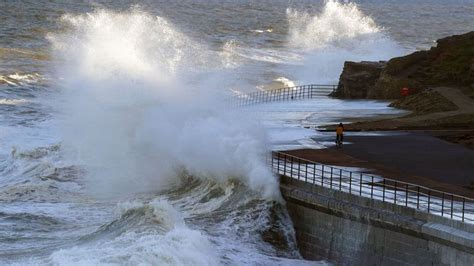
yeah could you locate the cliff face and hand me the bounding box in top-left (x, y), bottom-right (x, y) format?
top-left (333, 31), bottom-right (474, 99)
top-left (332, 61), bottom-right (385, 98)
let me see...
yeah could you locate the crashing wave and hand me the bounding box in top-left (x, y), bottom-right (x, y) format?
top-left (46, 178), bottom-right (302, 264)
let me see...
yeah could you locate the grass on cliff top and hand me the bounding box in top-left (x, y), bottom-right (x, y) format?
top-left (384, 33), bottom-right (474, 87)
top-left (428, 43), bottom-right (474, 86)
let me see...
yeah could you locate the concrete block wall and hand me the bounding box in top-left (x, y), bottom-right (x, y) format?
top-left (280, 176), bottom-right (474, 265)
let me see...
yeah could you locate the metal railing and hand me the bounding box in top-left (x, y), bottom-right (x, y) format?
top-left (271, 151), bottom-right (474, 223)
top-left (235, 84), bottom-right (336, 106)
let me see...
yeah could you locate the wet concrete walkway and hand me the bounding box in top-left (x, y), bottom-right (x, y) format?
top-left (284, 131), bottom-right (474, 198)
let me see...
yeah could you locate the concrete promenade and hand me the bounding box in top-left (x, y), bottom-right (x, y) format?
top-left (285, 131), bottom-right (474, 198)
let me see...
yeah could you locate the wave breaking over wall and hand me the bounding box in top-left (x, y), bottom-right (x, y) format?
top-left (48, 8), bottom-right (279, 199)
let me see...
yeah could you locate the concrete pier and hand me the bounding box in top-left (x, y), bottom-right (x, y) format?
top-left (280, 175), bottom-right (474, 265)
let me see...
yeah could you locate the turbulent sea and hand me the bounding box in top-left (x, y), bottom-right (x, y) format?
top-left (0, 0), bottom-right (473, 264)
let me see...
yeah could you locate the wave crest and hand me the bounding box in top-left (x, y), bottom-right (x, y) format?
top-left (287, 0), bottom-right (383, 50)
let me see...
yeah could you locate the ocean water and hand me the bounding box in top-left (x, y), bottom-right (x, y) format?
top-left (1, 0), bottom-right (473, 264)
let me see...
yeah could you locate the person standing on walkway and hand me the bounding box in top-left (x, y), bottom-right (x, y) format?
top-left (336, 123), bottom-right (344, 146)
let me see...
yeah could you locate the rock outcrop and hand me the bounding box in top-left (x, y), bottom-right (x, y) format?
top-left (332, 31), bottom-right (474, 99)
top-left (331, 61), bottom-right (385, 98)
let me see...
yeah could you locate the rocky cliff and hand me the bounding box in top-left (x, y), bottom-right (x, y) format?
top-left (333, 31), bottom-right (474, 100)
top-left (331, 61), bottom-right (386, 98)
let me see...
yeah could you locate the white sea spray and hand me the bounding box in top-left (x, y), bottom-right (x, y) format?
top-left (48, 8), bottom-right (280, 199)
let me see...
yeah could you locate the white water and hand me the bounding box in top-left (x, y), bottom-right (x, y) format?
top-left (284, 0), bottom-right (403, 84)
top-left (1, 1), bottom-right (415, 264)
top-left (48, 9), bottom-right (279, 200)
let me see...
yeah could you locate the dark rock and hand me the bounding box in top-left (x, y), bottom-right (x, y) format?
top-left (331, 61), bottom-right (385, 98)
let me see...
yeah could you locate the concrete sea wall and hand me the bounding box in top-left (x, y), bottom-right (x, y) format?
top-left (280, 176), bottom-right (474, 265)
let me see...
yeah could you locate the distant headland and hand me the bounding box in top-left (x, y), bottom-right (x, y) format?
top-left (330, 31), bottom-right (474, 148)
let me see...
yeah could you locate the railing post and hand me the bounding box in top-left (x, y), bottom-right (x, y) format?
top-left (283, 154), bottom-right (287, 177)
top-left (305, 162), bottom-right (308, 182)
top-left (330, 167), bottom-right (333, 189)
top-left (313, 163), bottom-right (316, 185)
top-left (321, 165), bottom-right (324, 186)
top-left (349, 172), bottom-right (352, 194)
top-left (382, 179), bottom-right (386, 202)
top-left (290, 156), bottom-right (294, 178)
top-left (428, 190), bottom-right (431, 213)
top-left (371, 176), bottom-right (374, 198)
top-left (394, 181), bottom-right (397, 204)
top-left (339, 169), bottom-right (342, 191)
top-left (359, 173), bottom-right (363, 196)
top-left (290, 155), bottom-right (294, 178)
top-left (462, 198), bottom-right (465, 222)
top-left (417, 186), bottom-right (420, 209)
top-left (405, 183), bottom-right (409, 207)
top-left (297, 158), bottom-right (301, 180)
top-left (451, 194), bottom-right (454, 219)
top-left (441, 193), bottom-right (445, 217)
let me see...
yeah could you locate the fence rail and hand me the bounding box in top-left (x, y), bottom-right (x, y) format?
top-left (235, 84), bottom-right (336, 106)
top-left (270, 151), bottom-right (474, 223)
